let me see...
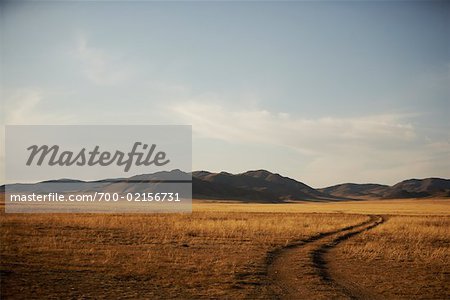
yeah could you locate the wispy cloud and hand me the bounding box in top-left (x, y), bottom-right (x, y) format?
top-left (170, 101), bottom-right (416, 155)
top-left (169, 100), bottom-right (449, 185)
top-left (1, 88), bottom-right (75, 183)
top-left (74, 35), bottom-right (132, 85)
top-left (2, 88), bottom-right (72, 124)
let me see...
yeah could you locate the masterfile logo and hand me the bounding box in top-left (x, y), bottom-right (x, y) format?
top-left (5, 125), bottom-right (192, 213)
top-left (26, 142), bottom-right (170, 172)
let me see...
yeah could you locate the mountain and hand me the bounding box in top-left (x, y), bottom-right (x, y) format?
top-left (97, 170), bottom-right (191, 194)
top-left (382, 178), bottom-right (450, 199)
top-left (2, 180), bottom-right (108, 194)
top-left (319, 178), bottom-right (450, 199)
top-left (3, 169), bottom-right (331, 202)
top-left (2, 170), bottom-right (190, 195)
top-left (193, 169), bottom-right (331, 201)
top-left (192, 177), bottom-right (278, 203)
top-left (2, 171), bottom-right (449, 202)
top-left (319, 183), bottom-right (389, 199)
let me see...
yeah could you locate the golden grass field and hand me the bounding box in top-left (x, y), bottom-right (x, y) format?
top-left (332, 215), bottom-right (449, 299)
top-left (1, 196), bottom-right (449, 299)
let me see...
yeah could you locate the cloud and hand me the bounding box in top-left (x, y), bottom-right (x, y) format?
top-left (169, 101), bottom-right (416, 155)
top-left (1, 88), bottom-right (74, 183)
top-left (169, 100), bottom-right (449, 185)
top-left (2, 89), bottom-right (42, 124)
top-left (1, 88), bottom-right (73, 125)
top-left (74, 35), bottom-right (131, 85)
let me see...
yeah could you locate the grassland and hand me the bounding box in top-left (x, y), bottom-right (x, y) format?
top-left (330, 215), bottom-right (449, 299)
top-left (194, 198), bottom-right (450, 215)
top-left (1, 197), bottom-right (449, 299)
top-left (0, 210), bottom-right (366, 298)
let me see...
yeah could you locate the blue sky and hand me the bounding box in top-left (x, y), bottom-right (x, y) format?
top-left (1, 1), bottom-right (449, 187)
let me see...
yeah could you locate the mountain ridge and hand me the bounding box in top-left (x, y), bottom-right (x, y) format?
top-left (2, 170), bottom-right (449, 202)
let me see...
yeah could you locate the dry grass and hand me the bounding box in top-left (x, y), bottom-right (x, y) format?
top-left (194, 198), bottom-right (450, 215)
top-left (329, 215), bottom-right (450, 299)
top-left (341, 216), bottom-right (449, 263)
top-left (1, 196), bottom-right (448, 299)
top-left (0, 208), bottom-right (365, 299)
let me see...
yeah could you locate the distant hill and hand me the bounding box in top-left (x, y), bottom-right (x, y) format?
top-left (382, 178), bottom-right (450, 199)
top-left (319, 178), bottom-right (450, 199)
top-left (319, 183), bottom-right (389, 199)
top-left (2, 170), bottom-right (449, 201)
top-left (193, 169), bottom-right (331, 201)
top-left (96, 169), bottom-right (190, 194)
top-left (192, 177), bottom-right (278, 203)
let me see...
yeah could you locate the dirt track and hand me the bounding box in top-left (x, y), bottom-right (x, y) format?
top-left (267, 215), bottom-right (385, 299)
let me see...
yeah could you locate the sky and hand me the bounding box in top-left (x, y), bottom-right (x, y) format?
top-left (1, 0), bottom-right (449, 187)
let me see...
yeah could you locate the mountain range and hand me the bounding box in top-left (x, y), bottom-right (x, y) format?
top-left (2, 170), bottom-right (450, 202)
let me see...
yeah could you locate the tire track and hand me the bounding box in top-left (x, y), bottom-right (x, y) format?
top-left (266, 215), bottom-right (384, 299)
top-left (310, 215), bottom-right (384, 299)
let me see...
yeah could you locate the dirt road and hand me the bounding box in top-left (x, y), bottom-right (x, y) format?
top-left (267, 215), bottom-right (384, 299)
